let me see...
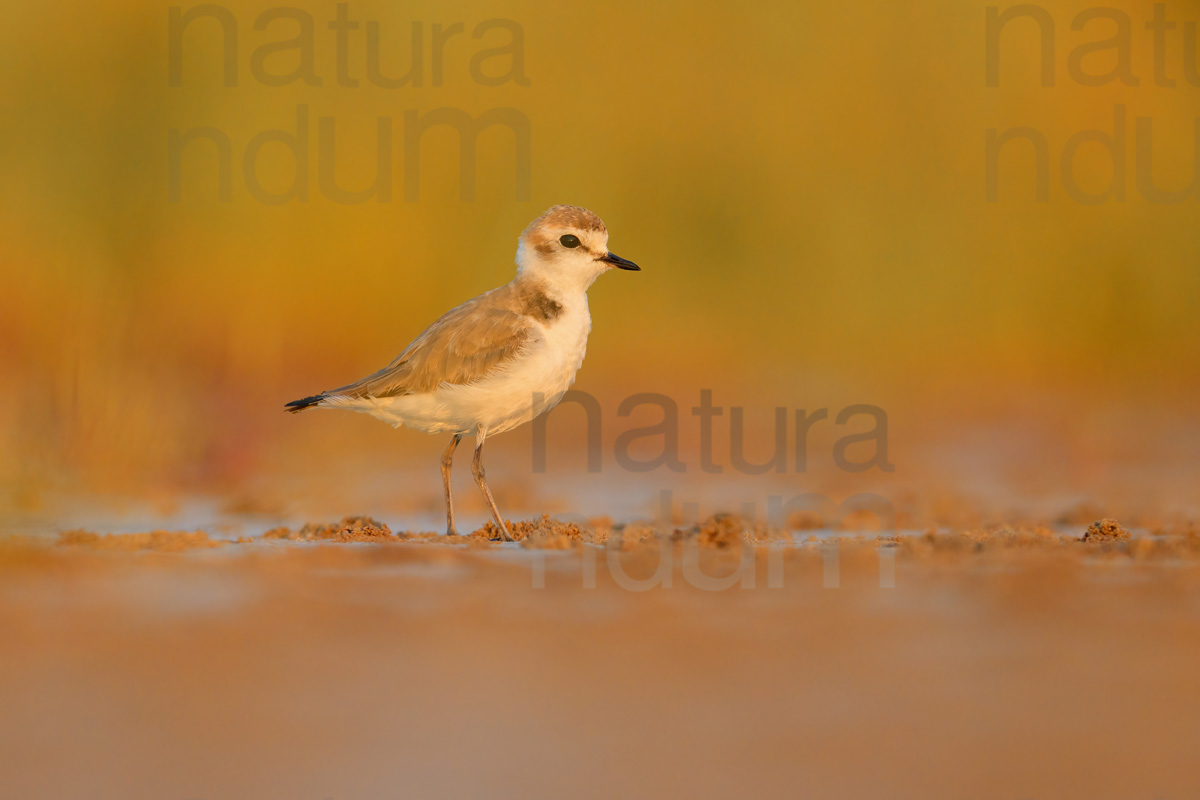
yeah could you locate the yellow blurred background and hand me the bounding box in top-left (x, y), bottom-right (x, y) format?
top-left (2, 0), bottom-right (1197, 517)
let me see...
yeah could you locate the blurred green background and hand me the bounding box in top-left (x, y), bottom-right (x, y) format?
top-left (2, 0), bottom-right (1197, 503)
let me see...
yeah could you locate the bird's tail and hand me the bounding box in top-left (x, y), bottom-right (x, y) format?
top-left (284, 394), bottom-right (326, 414)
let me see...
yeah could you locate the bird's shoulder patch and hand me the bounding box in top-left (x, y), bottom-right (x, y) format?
top-left (517, 282), bottom-right (563, 323)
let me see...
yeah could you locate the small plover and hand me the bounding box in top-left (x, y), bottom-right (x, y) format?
top-left (285, 205), bottom-right (640, 540)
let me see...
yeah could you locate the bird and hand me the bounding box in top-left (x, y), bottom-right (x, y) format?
top-left (284, 205), bottom-right (640, 541)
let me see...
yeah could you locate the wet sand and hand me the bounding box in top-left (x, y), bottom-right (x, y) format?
top-left (2, 517), bottom-right (1199, 799)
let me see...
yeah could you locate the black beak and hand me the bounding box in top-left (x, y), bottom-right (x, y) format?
top-left (600, 251), bottom-right (640, 271)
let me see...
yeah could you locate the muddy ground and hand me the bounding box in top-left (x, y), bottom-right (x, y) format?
top-left (1, 514), bottom-right (1198, 799)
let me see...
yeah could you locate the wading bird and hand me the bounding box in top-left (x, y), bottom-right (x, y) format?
top-left (285, 205), bottom-right (640, 540)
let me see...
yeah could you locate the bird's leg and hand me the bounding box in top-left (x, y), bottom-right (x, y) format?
top-left (441, 433), bottom-right (463, 535)
top-left (471, 429), bottom-right (512, 542)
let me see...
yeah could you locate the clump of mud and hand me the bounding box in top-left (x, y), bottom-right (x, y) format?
top-left (262, 516), bottom-right (397, 543)
top-left (677, 514), bottom-right (793, 547)
top-left (610, 522), bottom-right (663, 550)
top-left (475, 514), bottom-right (589, 547)
top-left (672, 514), bottom-right (751, 548)
top-left (698, 513), bottom-right (749, 547)
top-left (475, 513), bottom-right (792, 550)
top-left (1081, 518), bottom-right (1131, 543)
top-left (57, 530), bottom-right (223, 552)
top-left (474, 515), bottom-right (676, 549)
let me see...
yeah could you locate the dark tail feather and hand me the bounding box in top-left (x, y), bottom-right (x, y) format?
top-left (285, 394), bottom-right (326, 414)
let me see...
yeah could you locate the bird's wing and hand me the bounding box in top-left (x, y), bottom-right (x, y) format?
top-left (328, 286), bottom-right (536, 399)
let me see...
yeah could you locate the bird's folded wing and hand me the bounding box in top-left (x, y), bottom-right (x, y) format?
top-left (329, 294), bottom-right (535, 399)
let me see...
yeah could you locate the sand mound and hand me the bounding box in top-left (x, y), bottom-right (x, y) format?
top-left (1081, 518), bottom-right (1132, 543)
top-left (262, 516), bottom-right (398, 543)
top-left (475, 514), bottom-right (590, 546)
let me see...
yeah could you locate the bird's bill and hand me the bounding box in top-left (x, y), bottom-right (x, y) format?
top-left (600, 252), bottom-right (641, 271)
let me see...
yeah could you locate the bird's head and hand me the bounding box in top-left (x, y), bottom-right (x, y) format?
top-left (516, 205), bottom-right (640, 291)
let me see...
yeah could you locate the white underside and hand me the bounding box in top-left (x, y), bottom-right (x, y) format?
top-left (323, 295), bottom-right (592, 437)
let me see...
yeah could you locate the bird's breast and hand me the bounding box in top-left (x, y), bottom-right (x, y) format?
top-left (532, 297), bottom-right (591, 390)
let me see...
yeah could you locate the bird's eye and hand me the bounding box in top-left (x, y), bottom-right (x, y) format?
top-left (559, 234), bottom-right (581, 248)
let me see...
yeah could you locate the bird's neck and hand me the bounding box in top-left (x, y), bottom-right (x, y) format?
top-left (514, 264), bottom-right (593, 305)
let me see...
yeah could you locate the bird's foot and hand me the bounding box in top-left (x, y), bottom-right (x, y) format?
top-left (488, 520), bottom-right (514, 543)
